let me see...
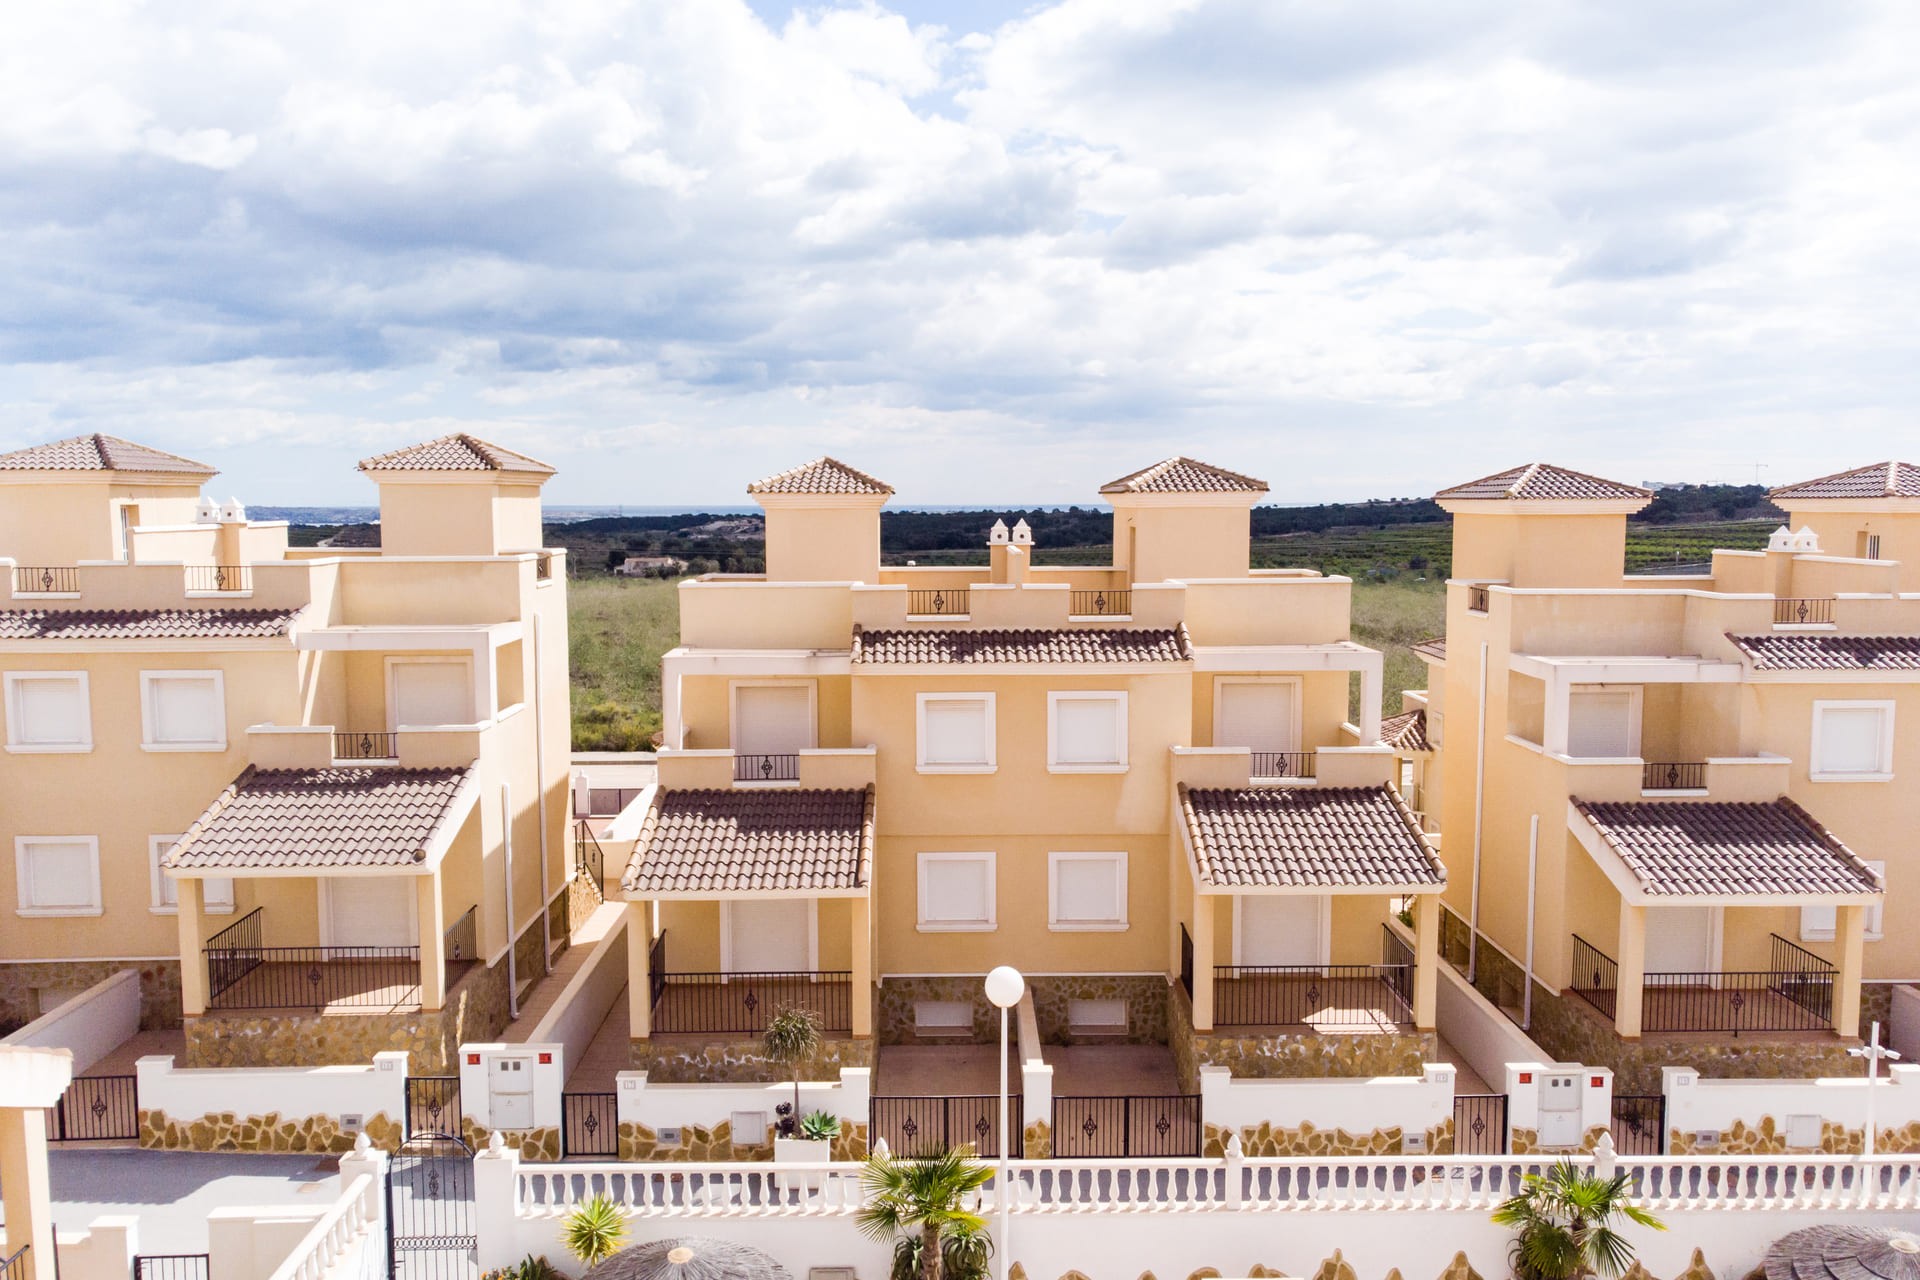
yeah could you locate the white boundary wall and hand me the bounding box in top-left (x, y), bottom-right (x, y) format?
top-left (1433, 957), bottom-right (1550, 1091)
top-left (1666, 1063), bottom-right (1920, 1145)
top-left (1200, 1063), bottom-right (1454, 1145)
top-left (524, 912), bottom-right (627, 1070)
top-left (137, 1052), bottom-right (407, 1132)
top-left (1, 969), bottom-right (140, 1074)
top-left (616, 1067), bottom-right (872, 1133)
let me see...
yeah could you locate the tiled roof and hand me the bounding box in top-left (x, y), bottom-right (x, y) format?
top-left (1727, 633), bottom-right (1920, 671)
top-left (621, 787), bottom-right (874, 895)
top-left (0, 609), bottom-right (301, 640)
top-left (1180, 785), bottom-right (1445, 891)
top-left (747, 457), bottom-right (893, 496)
top-left (1770, 461), bottom-right (1920, 502)
top-left (0, 433), bottom-right (215, 475)
top-left (1436, 463), bottom-right (1651, 502)
top-left (1100, 457), bottom-right (1269, 495)
top-left (357, 434), bottom-right (555, 474)
top-left (850, 624), bottom-right (1193, 665)
top-left (165, 766), bottom-right (475, 872)
top-left (1380, 709), bottom-right (1431, 753)
top-left (1571, 797), bottom-right (1881, 898)
top-left (1410, 636), bottom-right (1447, 662)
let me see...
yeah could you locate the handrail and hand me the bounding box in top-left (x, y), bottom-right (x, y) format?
top-left (906, 588), bottom-right (969, 617)
top-left (12, 566), bottom-right (77, 594)
top-left (1250, 751), bottom-right (1315, 780)
top-left (652, 969), bottom-right (853, 1032)
top-left (185, 564), bottom-right (251, 593)
top-left (333, 730), bottom-right (398, 761)
top-left (1212, 963), bottom-right (1414, 1028)
top-left (265, 1173), bottom-right (379, 1280)
top-left (1069, 589), bottom-right (1131, 617)
top-left (1773, 597), bottom-right (1835, 625)
top-left (1641, 760), bottom-right (1706, 790)
top-left (1, 1244), bottom-right (29, 1280)
top-left (733, 752), bottom-right (799, 783)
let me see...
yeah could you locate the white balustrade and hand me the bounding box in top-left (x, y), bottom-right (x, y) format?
top-left (266, 1174), bottom-right (381, 1280)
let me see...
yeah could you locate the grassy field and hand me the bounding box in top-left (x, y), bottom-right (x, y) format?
top-left (569, 576), bottom-right (677, 751)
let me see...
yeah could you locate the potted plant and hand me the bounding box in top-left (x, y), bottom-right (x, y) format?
top-left (857, 1147), bottom-right (996, 1280)
top-left (763, 1005), bottom-right (822, 1141)
top-left (1492, 1160), bottom-right (1665, 1280)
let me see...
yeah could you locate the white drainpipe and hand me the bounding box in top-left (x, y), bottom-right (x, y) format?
top-left (534, 612), bottom-right (552, 974)
top-left (1469, 639), bottom-right (1489, 983)
top-left (503, 783), bottom-right (518, 1019)
top-left (1524, 813), bottom-right (1539, 1030)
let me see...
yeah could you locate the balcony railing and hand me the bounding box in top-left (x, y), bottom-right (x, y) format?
top-left (1774, 597), bottom-right (1835, 625)
top-left (907, 588), bottom-right (969, 617)
top-left (333, 730), bottom-right (398, 761)
top-left (204, 907), bottom-right (425, 1012)
top-left (12, 565), bottom-right (77, 594)
top-left (1213, 933), bottom-right (1414, 1031)
top-left (185, 564), bottom-right (251, 593)
top-left (1569, 932), bottom-right (1836, 1035)
top-left (3, 1244), bottom-right (30, 1280)
top-left (1467, 585), bottom-right (1490, 613)
top-left (734, 752), bottom-right (800, 783)
top-left (1642, 761), bottom-right (1707, 791)
top-left (1070, 589), bottom-right (1131, 617)
top-left (650, 967), bottom-right (853, 1034)
top-left (1250, 751), bottom-right (1316, 780)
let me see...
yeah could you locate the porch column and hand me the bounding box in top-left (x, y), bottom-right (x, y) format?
top-left (1357, 656), bottom-right (1383, 746)
top-left (175, 876), bottom-right (207, 1017)
top-left (849, 895), bottom-right (874, 1040)
top-left (0, 1046), bottom-right (72, 1280)
top-left (1190, 897), bottom-right (1215, 1033)
top-left (626, 900), bottom-right (653, 1039)
top-left (1614, 904), bottom-right (1646, 1039)
top-left (1412, 893), bottom-right (1440, 1031)
top-left (1834, 904), bottom-right (1866, 1039)
top-left (416, 871), bottom-right (446, 1012)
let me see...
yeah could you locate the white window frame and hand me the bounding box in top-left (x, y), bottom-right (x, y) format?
top-left (14, 836), bottom-right (103, 917)
top-left (915, 693), bottom-right (996, 774)
top-left (1801, 863), bottom-right (1886, 943)
top-left (916, 852), bottom-right (996, 932)
top-left (4, 671), bottom-right (93, 753)
top-left (1809, 699), bottom-right (1895, 782)
top-left (1046, 691), bottom-right (1129, 773)
top-left (1047, 851), bottom-right (1129, 932)
top-left (384, 656), bottom-right (476, 731)
top-left (139, 670), bottom-right (227, 751)
top-left (149, 835), bottom-right (234, 915)
top-left (728, 679), bottom-right (818, 751)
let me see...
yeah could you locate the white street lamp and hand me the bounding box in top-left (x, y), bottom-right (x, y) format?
top-left (1850, 1020), bottom-right (1901, 1159)
top-left (984, 965), bottom-right (1025, 1280)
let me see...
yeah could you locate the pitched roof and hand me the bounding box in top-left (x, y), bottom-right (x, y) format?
top-left (357, 434), bottom-right (554, 474)
top-left (164, 766), bottom-right (475, 872)
top-left (850, 625), bottom-right (1193, 665)
top-left (1726, 633), bottom-right (1920, 672)
top-left (1179, 785), bottom-right (1445, 891)
top-left (1410, 636), bottom-right (1447, 662)
top-left (1380, 709), bottom-right (1431, 753)
top-left (1570, 797), bottom-right (1881, 898)
top-left (747, 457), bottom-right (893, 496)
top-left (0, 433), bottom-right (215, 475)
top-left (621, 787), bottom-right (874, 895)
top-left (0, 608), bottom-right (301, 640)
top-left (1436, 463), bottom-right (1651, 503)
top-left (1100, 457), bottom-right (1269, 495)
top-left (1770, 461), bottom-right (1920, 502)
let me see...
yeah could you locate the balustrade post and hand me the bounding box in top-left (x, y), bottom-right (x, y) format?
top-left (1224, 1133), bottom-right (1244, 1209)
top-left (473, 1133), bottom-right (522, 1274)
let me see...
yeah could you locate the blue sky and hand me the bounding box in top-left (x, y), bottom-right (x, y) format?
top-left (2, 1), bottom-right (1916, 506)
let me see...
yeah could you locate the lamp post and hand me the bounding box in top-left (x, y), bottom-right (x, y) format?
top-left (984, 965), bottom-right (1025, 1280)
top-left (1849, 1020), bottom-right (1901, 1159)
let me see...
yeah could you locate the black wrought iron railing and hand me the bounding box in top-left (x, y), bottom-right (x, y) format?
top-left (648, 929), bottom-right (668, 1011)
top-left (1569, 934), bottom-right (1619, 1019)
top-left (650, 968), bottom-right (852, 1033)
top-left (2, 1244), bottom-right (30, 1280)
top-left (1611, 1095), bottom-right (1666, 1155)
top-left (1211, 962), bottom-right (1413, 1028)
top-left (1382, 920), bottom-right (1416, 974)
top-left (573, 821), bottom-right (606, 899)
top-left (204, 907), bottom-right (423, 1011)
top-left (45, 1074), bottom-right (139, 1142)
top-left (562, 1092), bottom-right (619, 1157)
top-left (444, 905), bottom-right (478, 964)
top-left (906, 588), bottom-right (969, 617)
top-left (135, 1254), bottom-right (211, 1280)
top-left (1250, 751), bottom-right (1315, 780)
top-left (1179, 922), bottom-right (1194, 999)
top-left (872, 1095), bottom-right (1022, 1159)
top-left (13, 565), bottom-right (77, 594)
top-left (1467, 584), bottom-right (1490, 612)
top-left (1774, 597), bottom-right (1835, 625)
top-left (1052, 1095), bottom-right (1202, 1158)
top-left (1642, 761), bottom-right (1707, 791)
top-left (1453, 1094), bottom-right (1509, 1155)
top-left (185, 564), bottom-right (251, 593)
top-left (734, 752), bottom-right (800, 783)
top-left (333, 730), bottom-right (398, 761)
top-left (1569, 932), bottom-right (1836, 1034)
top-left (404, 1076), bottom-right (460, 1137)
top-left (1070, 589), bottom-right (1131, 617)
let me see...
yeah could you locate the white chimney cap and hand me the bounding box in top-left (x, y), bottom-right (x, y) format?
top-left (1793, 525), bottom-right (1821, 551)
top-left (219, 498), bottom-right (247, 523)
top-left (1767, 525), bottom-right (1794, 551)
top-left (196, 498), bottom-right (220, 524)
top-left (1011, 519), bottom-right (1033, 545)
top-left (989, 519), bottom-right (1010, 545)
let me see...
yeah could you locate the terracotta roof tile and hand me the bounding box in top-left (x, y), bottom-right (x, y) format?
top-left (747, 457), bottom-right (893, 496)
top-left (1100, 457), bottom-right (1268, 495)
top-left (1727, 633), bottom-right (1920, 671)
top-left (1410, 636), bottom-right (1447, 662)
top-left (357, 434), bottom-right (554, 474)
top-left (1380, 709), bottom-right (1431, 753)
top-left (1437, 463), bottom-right (1650, 503)
top-left (1571, 797), bottom-right (1881, 898)
top-left (1770, 462), bottom-right (1920, 502)
top-left (0, 608), bottom-right (300, 640)
top-left (1180, 785), bottom-right (1445, 891)
top-left (165, 766), bottom-right (476, 872)
top-left (850, 624), bottom-right (1192, 665)
top-left (0, 433), bottom-right (215, 475)
top-left (622, 787), bottom-right (874, 895)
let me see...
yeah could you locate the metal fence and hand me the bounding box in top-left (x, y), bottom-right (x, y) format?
top-left (1452, 1094), bottom-right (1508, 1155)
top-left (204, 907), bottom-right (422, 1011)
top-left (906, 589), bottom-right (969, 616)
top-left (1568, 934), bottom-right (1620, 1019)
top-left (1052, 1095), bottom-right (1202, 1158)
top-left (406, 1077), bottom-right (461, 1138)
top-left (1642, 761), bottom-right (1706, 790)
top-left (185, 564), bottom-right (251, 593)
top-left (1570, 932), bottom-right (1835, 1034)
top-left (1212, 963), bottom-right (1413, 1029)
top-left (1612, 1095), bottom-right (1666, 1155)
top-left (12, 565), bottom-right (77, 594)
top-left (1069, 589), bottom-right (1131, 617)
top-left (733, 752), bottom-right (799, 783)
top-left (1179, 922), bottom-right (1194, 999)
top-left (1, 1245), bottom-right (30, 1280)
top-left (333, 730), bottom-right (398, 760)
top-left (650, 970), bottom-right (853, 1034)
top-left (871, 1095), bottom-right (1022, 1159)
top-left (135, 1255), bottom-right (211, 1280)
top-left (562, 1093), bottom-right (619, 1158)
top-left (1774, 597), bottom-right (1835, 625)
top-left (45, 1075), bottom-right (139, 1142)
top-left (1250, 751), bottom-right (1316, 779)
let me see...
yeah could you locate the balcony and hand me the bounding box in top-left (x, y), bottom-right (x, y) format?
top-left (201, 907), bottom-right (475, 1015)
top-left (184, 564), bottom-right (252, 594)
top-left (332, 730), bottom-right (399, 763)
top-left (906, 588), bottom-right (970, 618)
top-left (1773, 597), bottom-right (1836, 627)
top-left (1568, 933), bottom-right (1836, 1035)
top-left (1250, 751), bottom-right (1316, 782)
top-left (1069, 588), bottom-right (1132, 619)
top-left (12, 565), bottom-right (78, 595)
top-left (1208, 925), bottom-right (1416, 1033)
top-left (733, 751), bottom-right (799, 784)
top-left (1640, 760), bottom-right (1707, 792)
top-left (645, 931), bottom-right (851, 1035)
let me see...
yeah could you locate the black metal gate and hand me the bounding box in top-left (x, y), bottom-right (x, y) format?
top-left (386, 1133), bottom-right (476, 1280)
top-left (405, 1077), bottom-right (461, 1139)
top-left (46, 1075), bottom-right (139, 1142)
top-left (1611, 1094), bottom-right (1666, 1155)
top-left (1052, 1095), bottom-right (1202, 1158)
top-left (1452, 1093), bottom-right (1508, 1155)
top-left (562, 1092), bottom-right (619, 1157)
top-left (135, 1254), bottom-right (211, 1280)
top-left (871, 1095), bottom-right (1023, 1159)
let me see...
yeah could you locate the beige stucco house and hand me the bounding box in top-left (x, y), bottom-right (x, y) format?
top-left (0, 433), bottom-right (574, 1072)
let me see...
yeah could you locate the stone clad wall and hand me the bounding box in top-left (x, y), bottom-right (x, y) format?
top-left (1023, 1119), bottom-right (1052, 1158)
top-left (1204, 1115), bottom-right (1454, 1158)
top-left (876, 975), bottom-right (1169, 1046)
top-left (461, 1119), bottom-right (562, 1162)
top-left (631, 1035), bottom-right (877, 1083)
top-left (0, 959), bottom-right (183, 1034)
top-left (1167, 979), bottom-right (1432, 1082)
top-left (139, 1107), bottom-right (403, 1153)
top-left (1665, 1117), bottom-right (1920, 1156)
top-left (1509, 1124), bottom-right (1610, 1156)
top-left (616, 1117), bottom-right (868, 1161)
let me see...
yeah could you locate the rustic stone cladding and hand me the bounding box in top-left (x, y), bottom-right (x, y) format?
top-left (0, 959), bottom-right (183, 1034)
top-left (1000, 1253), bottom-right (1692, 1280)
top-left (1202, 1116), bottom-right (1453, 1157)
top-left (1023, 1119), bottom-right (1052, 1158)
top-left (140, 1107), bottom-right (402, 1153)
top-left (460, 1119), bottom-right (561, 1162)
top-left (877, 975), bottom-right (1169, 1046)
top-left (1666, 1116), bottom-right (1920, 1156)
top-left (629, 1034), bottom-right (876, 1083)
top-left (1166, 978), bottom-right (1432, 1083)
top-left (1509, 1125), bottom-right (1611, 1155)
top-left (616, 1118), bottom-right (868, 1161)
top-left (563, 874), bottom-right (600, 936)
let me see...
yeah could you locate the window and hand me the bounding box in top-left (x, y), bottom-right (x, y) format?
top-left (1801, 862), bottom-right (1886, 943)
top-left (140, 671), bottom-right (226, 750)
top-left (149, 836), bottom-right (232, 914)
top-left (1810, 701), bottom-right (1894, 781)
top-left (1049, 852), bottom-right (1128, 931)
top-left (916, 694), bottom-right (995, 772)
top-left (4, 672), bottom-right (91, 752)
top-left (14, 837), bottom-right (102, 916)
top-left (917, 852), bottom-right (995, 931)
top-left (1047, 692), bottom-right (1128, 772)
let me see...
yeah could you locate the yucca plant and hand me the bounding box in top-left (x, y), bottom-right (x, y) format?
top-left (801, 1109), bottom-right (841, 1142)
top-left (857, 1147), bottom-right (996, 1280)
top-left (1492, 1161), bottom-right (1664, 1280)
top-left (763, 1005), bottom-right (822, 1134)
top-left (561, 1194), bottom-right (628, 1269)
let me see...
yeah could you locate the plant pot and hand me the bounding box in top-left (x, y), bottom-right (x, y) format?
top-left (774, 1136), bottom-right (834, 1163)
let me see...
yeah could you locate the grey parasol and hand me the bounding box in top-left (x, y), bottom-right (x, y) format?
top-left (582, 1238), bottom-right (793, 1280)
top-left (1764, 1226), bottom-right (1920, 1280)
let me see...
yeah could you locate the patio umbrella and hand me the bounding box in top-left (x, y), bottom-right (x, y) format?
top-left (583, 1238), bottom-right (792, 1280)
top-left (1764, 1226), bottom-right (1920, 1280)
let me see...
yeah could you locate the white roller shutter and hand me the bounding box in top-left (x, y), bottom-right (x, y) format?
top-left (1052, 695), bottom-right (1124, 766)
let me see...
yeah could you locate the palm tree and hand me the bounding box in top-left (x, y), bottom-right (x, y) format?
top-left (857, 1148), bottom-right (997, 1280)
top-left (560, 1194), bottom-right (627, 1269)
top-left (763, 1005), bottom-right (822, 1134)
top-left (1492, 1161), bottom-right (1665, 1280)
